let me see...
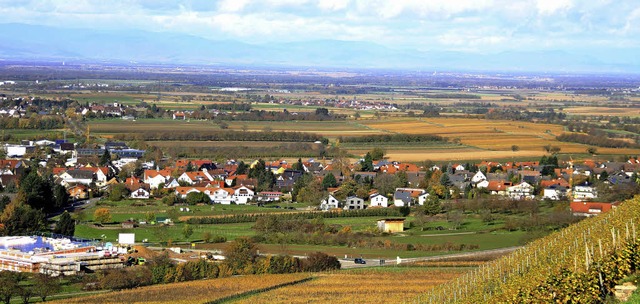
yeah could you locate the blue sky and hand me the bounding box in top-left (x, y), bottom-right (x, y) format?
top-left (1, 0), bottom-right (639, 56)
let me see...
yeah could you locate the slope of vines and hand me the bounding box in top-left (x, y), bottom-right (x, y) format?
top-left (421, 197), bottom-right (640, 303)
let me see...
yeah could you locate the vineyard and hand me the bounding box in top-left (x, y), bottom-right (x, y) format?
top-left (50, 273), bottom-right (311, 304)
top-left (238, 267), bottom-right (467, 304)
top-left (420, 197), bottom-right (640, 303)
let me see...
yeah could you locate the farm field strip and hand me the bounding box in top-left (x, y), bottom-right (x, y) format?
top-left (50, 273), bottom-right (312, 304)
top-left (237, 268), bottom-right (468, 304)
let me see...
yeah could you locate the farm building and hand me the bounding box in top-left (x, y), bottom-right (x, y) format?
top-left (377, 218), bottom-right (405, 233)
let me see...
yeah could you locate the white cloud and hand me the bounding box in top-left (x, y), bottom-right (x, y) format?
top-left (217, 0), bottom-right (251, 13)
top-left (536, 0), bottom-right (573, 15)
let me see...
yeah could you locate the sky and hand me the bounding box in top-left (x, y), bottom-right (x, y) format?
top-left (0, 0), bottom-right (638, 55)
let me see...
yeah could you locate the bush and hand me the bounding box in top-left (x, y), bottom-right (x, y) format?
top-left (303, 252), bottom-right (341, 272)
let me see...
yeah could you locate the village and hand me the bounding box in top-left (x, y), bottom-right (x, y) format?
top-left (2, 138), bottom-right (634, 220)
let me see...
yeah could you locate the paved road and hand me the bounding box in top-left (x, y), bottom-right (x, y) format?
top-left (339, 246), bottom-right (521, 269)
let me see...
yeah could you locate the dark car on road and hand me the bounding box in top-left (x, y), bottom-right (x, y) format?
top-left (354, 258), bottom-right (366, 264)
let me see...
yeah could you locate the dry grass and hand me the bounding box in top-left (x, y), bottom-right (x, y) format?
top-left (237, 268), bottom-right (467, 304)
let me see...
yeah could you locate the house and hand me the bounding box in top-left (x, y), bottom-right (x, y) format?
top-left (344, 196), bottom-right (365, 210)
top-left (320, 195), bottom-right (340, 211)
top-left (393, 188), bottom-right (425, 207)
top-left (78, 167), bottom-right (109, 186)
top-left (68, 184), bottom-right (88, 199)
top-left (143, 169), bottom-right (172, 189)
top-left (173, 112), bottom-right (186, 120)
top-left (393, 191), bottom-right (412, 207)
top-left (369, 193), bottom-right (388, 208)
top-left (607, 171), bottom-right (633, 185)
top-left (507, 182), bottom-right (535, 200)
top-left (211, 188), bottom-right (235, 204)
top-left (486, 180), bottom-right (512, 196)
top-left (233, 186), bottom-right (255, 204)
top-left (418, 192), bottom-right (430, 205)
top-left (543, 184), bottom-right (569, 200)
top-left (518, 170), bottom-right (542, 184)
top-left (573, 183), bottom-right (597, 201)
top-left (177, 171), bottom-right (214, 185)
top-left (570, 201), bottom-right (620, 217)
top-left (130, 188), bottom-right (150, 199)
top-left (59, 169), bottom-right (94, 186)
top-left (257, 191), bottom-right (283, 202)
top-left (377, 218), bottom-right (404, 233)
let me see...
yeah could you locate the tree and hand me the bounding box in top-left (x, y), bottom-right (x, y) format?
top-left (440, 173), bottom-right (453, 187)
top-left (587, 147), bottom-right (598, 155)
top-left (185, 161), bottom-right (196, 172)
top-left (422, 196), bottom-right (442, 216)
top-left (94, 208), bottom-right (112, 224)
top-left (599, 171), bottom-right (609, 182)
top-left (511, 145), bottom-right (520, 152)
top-left (236, 161), bottom-right (247, 175)
top-left (361, 152), bottom-right (374, 172)
top-left (54, 211), bottom-right (75, 236)
top-left (108, 184), bottom-right (129, 201)
top-left (182, 224), bottom-right (194, 240)
top-left (18, 170), bottom-right (53, 212)
top-left (0, 271), bottom-right (18, 304)
top-left (31, 273), bottom-right (61, 302)
top-left (0, 201), bottom-right (46, 236)
top-left (303, 252), bottom-right (340, 272)
top-left (322, 173), bottom-right (338, 190)
top-left (291, 158), bottom-right (304, 171)
top-left (186, 192), bottom-right (209, 205)
top-left (224, 237), bottom-right (258, 273)
top-left (370, 147), bottom-right (385, 160)
top-left (399, 205), bottom-right (411, 217)
top-left (53, 184), bottom-right (69, 209)
top-left (145, 211), bottom-right (156, 224)
top-left (374, 173), bottom-right (398, 196)
top-left (99, 149), bottom-right (111, 166)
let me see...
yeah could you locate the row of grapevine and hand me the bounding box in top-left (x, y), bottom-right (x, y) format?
top-left (421, 197), bottom-right (640, 303)
top-left (186, 208), bottom-right (401, 224)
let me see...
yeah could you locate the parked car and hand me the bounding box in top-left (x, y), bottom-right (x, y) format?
top-left (354, 258), bottom-right (366, 264)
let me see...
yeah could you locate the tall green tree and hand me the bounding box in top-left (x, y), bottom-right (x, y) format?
top-left (19, 170), bottom-right (53, 212)
top-left (99, 149), bottom-right (111, 166)
top-left (54, 211), bottom-right (75, 236)
top-left (236, 161), bottom-right (247, 175)
top-left (322, 173), bottom-right (338, 190)
top-left (53, 184), bottom-right (69, 209)
top-left (291, 158), bottom-right (304, 171)
top-left (361, 152), bottom-right (374, 172)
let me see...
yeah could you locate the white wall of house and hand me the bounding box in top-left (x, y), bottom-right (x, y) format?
top-left (369, 195), bottom-right (388, 207)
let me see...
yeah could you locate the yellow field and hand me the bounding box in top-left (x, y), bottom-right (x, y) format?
top-left (357, 117), bottom-right (640, 161)
top-left (238, 268), bottom-right (467, 304)
top-left (50, 273), bottom-right (311, 304)
top-left (563, 106), bottom-right (640, 117)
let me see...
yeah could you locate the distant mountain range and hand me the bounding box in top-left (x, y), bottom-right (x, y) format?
top-left (0, 23), bottom-right (638, 73)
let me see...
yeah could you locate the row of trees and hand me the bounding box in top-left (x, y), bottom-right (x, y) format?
top-left (0, 116), bottom-right (64, 130)
top-left (113, 130), bottom-right (325, 143)
top-left (556, 133), bottom-right (636, 148)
